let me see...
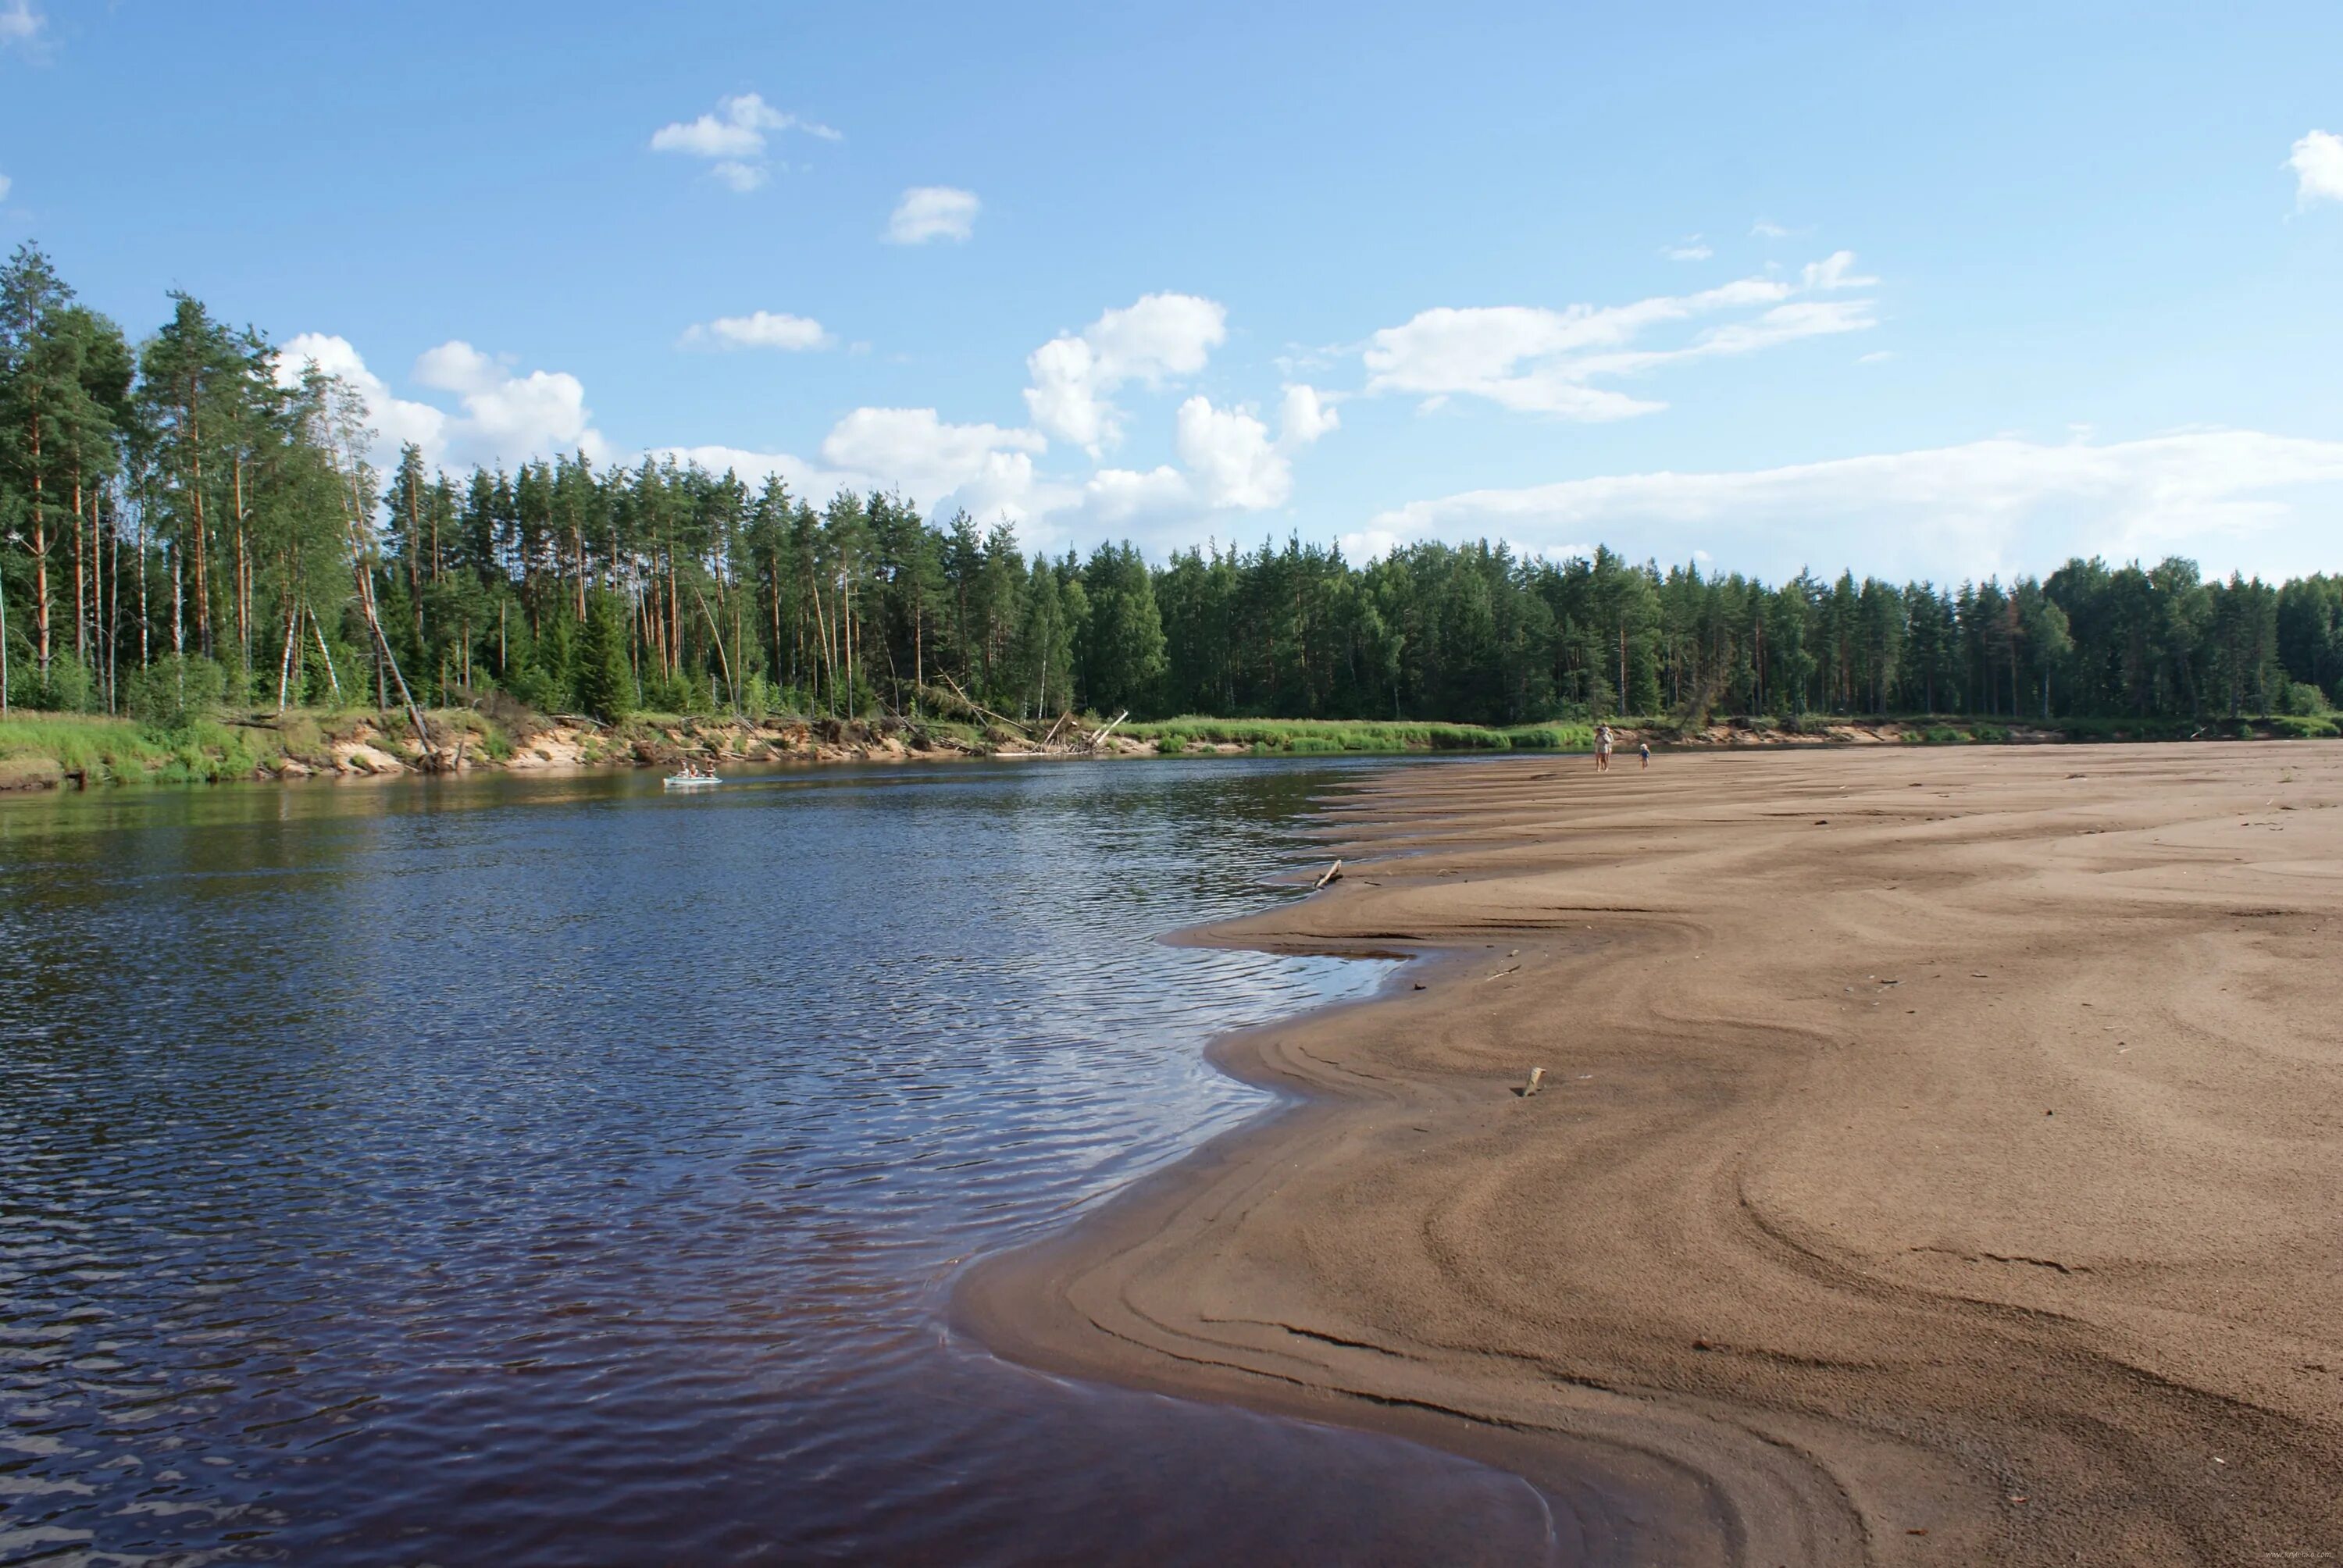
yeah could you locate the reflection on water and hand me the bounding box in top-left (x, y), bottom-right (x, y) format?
top-left (0, 760), bottom-right (1558, 1565)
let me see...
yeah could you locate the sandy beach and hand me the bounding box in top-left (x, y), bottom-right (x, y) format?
top-left (961, 743), bottom-right (2343, 1566)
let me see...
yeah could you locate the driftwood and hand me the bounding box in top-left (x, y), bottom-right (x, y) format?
top-left (1312, 858), bottom-right (1345, 891)
top-left (1521, 1067), bottom-right (1546, 1097)
top-left (1082, 710), bottom-right (1130, 752)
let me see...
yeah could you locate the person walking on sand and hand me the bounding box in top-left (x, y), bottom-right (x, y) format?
top-left (1595, 724), bottom-right (1613, 772)
top-left (1639, 739), bottom-right (1651, 769)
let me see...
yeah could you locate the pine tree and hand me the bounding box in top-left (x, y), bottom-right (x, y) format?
top-left (575, 590), bottom-right (633, 721)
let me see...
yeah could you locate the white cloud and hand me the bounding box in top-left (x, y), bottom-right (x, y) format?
top-left (274, 333), bottom-right (608, 473)
top-left (679, 310), bottom-right (832, 351)
top-left (1086, 465), bottom-right (1193, 526)
top-left (275, 332), bottom-right (448, 463)
top-left (655, 444), bottom-right (870, 501)
top-left (1370, 430), bottom-right (2343, 583)
top-left (1859, 350), bottom-right (1895, 365)
top-left (1278, 383), bottom-right (1340, 446)
top-left (0, 173), bottom-right (11, 204)
top-left (1662, 237), bottom-right (1713, 261)
top-left (650, 93), bottom-right (838, 191)
top-left (1751, 219), bottom-right (1790, 238)
top-left (2291, 130), bottom-right (2343, 208)
top-left (820, 407), bottom-right (1043, 500)
top-left (1336, 528), bottom-right (1407, 562)
top-left (886, 186), bottom-right (981, 244)
top-left (0, 0), bottom-right (45, 55)
top-left (1362, 256), bottom-right (1878, 420)
top-left (1088, 383), bottom-right (1339, 519)
top-left (1176, 398), bottom-right (1286, 510)
top-left (1024, 292), bottom-right (1229, 452)
top-left (1799, 250), bottom-right (1876, 290)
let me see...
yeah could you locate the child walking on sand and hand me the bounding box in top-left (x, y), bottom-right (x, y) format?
top-left (1639, 739), bottom-right (1651, 769)
top-left (1595, 724), bottom-right (1613, 772)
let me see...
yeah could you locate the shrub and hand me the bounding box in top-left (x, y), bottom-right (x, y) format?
top-left (640, 669), bottom-right (695, 716)
top-left (502, 660), bottom-right (565, 716)
top-left (2277, 681), bottom-right (2333, 718)
top-left (33, 653), bottom-right (97, 713)
top-left (127, 655), bottom-right (226, 732)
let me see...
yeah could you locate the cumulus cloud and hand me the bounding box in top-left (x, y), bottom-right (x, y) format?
top-left (1662, 237), bottom-right (1713, 261)
top-left (679, 310), bottom-right (832, 351)
top-left (1085, 465), bottom-right (1193, 526)
top-left (275, 333), bottom-right (448, 461)
top-left (1023, 292), bottom-right (1228, 453)
top-left (2291, 130), bottom-right (2343, 208)
top-left (1088, 383), bottom-right (1341, 521)
top-left (1362, 255), bottom-right (1878, 420)
top-left (273, 333), bottom-right (608, 473)
top-left (1751, 219), bottom-right (1790, 238)
top-left (820, 408), bottom-right (1044, 503)
top-left (1369, 430), bottom-right (2343, 583)
top-left (655, 444), bottom-right (872, 503)
top-left (886, 186), bottom-right (981, 244)
top-left (0, 173), bottom-right (12, 204)
top-left (1175, 399), bottom-right (1286, 510)
top-left (650, 92), bottom-right (839, 191)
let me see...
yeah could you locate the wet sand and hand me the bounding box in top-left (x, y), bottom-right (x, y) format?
top-left (961, 743), bottom-right (2343, 1566)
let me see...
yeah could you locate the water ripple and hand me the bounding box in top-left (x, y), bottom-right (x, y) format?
top-left (0, 760), bottom-right (1559, 1566)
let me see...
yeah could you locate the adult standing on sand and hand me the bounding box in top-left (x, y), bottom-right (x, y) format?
top-left (1594, 724), bottom-right (1613, 772)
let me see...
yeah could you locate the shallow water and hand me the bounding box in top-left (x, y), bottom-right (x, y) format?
top-left (0, 759), bottom-right (1563, 1566)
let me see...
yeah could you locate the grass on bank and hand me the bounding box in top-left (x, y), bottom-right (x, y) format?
top-left (0, 707), bottom-right (522, 786)
top-left (5, 701), bottom-right (2336, 790)
top-left (0, 712), bottom-right (303, 786)
top-left (1126, 716), bottom-right (1597, 754)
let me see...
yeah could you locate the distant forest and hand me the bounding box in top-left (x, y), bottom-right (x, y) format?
top-left (4, 241), bottom-right (2341, 731)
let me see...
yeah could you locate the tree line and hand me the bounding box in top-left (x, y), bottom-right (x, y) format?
top-left (4, 241), bottom-right (2340, 732)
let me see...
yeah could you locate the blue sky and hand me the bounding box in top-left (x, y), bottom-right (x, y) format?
top-left (3, 1), bottom-right (2339, 583)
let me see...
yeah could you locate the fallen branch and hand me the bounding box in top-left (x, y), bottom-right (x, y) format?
top-left (1313, 858), bottom-right (1345, 891)
top-left (1084, 709), bottom-right (1131, 752)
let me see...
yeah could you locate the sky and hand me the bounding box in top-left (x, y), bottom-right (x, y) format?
top-left (2, 1), bottom-right (2339, 584)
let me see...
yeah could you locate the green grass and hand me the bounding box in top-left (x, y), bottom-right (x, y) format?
top-left (0, 712), bottom-right (291, 784)
top-left (1125, 716), bottom-right (1596, 755)
top-left (0, 704), bottom-right (533, 787)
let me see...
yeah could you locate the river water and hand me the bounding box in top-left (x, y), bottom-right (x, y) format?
top-left (0, 759), bottom-right (1564, 1566)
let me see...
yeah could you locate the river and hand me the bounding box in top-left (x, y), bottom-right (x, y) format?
top-left (0, 759), bottom-right (1563, 1566)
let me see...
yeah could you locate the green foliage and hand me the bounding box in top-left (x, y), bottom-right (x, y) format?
top-left (2276, 679), bottom-right (2332, 718)
top-left (573, 593), bottom-right (633, 722)
top-left (32, 651), bottom-right (95, 712)
top-left (1126, 716), bottom-right (1586, 754)
top-left (5, 237), bottom-right (2343, 752)
top-left (737, 672), bottom-right (779, 722)
top-left (0, 711), bottom-right (285, 784)
top-left (126, 654), bottom-right (226, 732)
top-left (503, 659), bottom-right (565, 715)
top-left (639, 668), bottom-right (694, 715)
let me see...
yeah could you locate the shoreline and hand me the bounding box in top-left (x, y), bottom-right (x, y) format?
top-left (3, 708), bottom-right (2334, 792)
top-left (958, 743), bottom-right (2343, 1566)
